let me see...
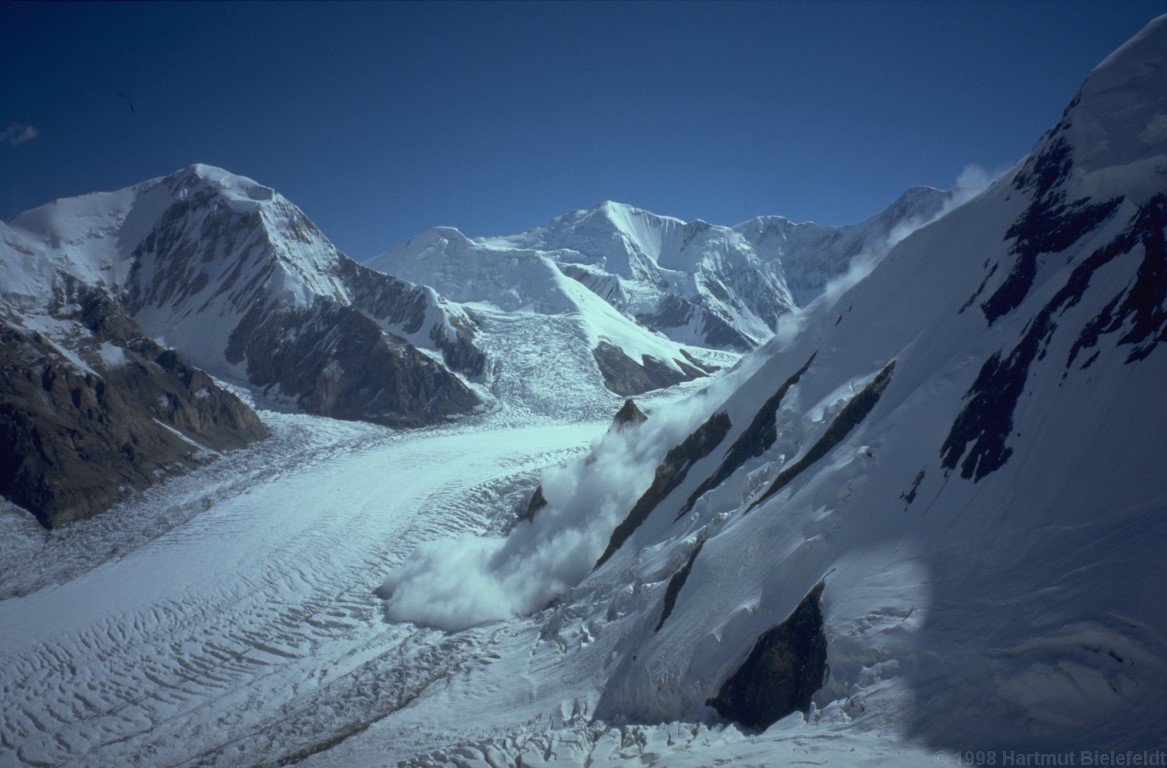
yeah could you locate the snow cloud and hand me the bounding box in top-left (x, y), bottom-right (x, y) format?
top-left (379, 381), bottom-right (743, 632)
top-left (819, 212), bottom-right (929, 310)
top-left (1, 123), bottom-right (38, 147)
top-left (955, 163), bottom-right (997, 192)
top-left (1138, 113), bottom-right (1167, 145)
top-left (817, 172), bottom-right (998, 311)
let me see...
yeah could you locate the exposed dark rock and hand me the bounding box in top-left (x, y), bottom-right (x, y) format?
top-left (939, 341), bottom-right (1031, 481)
top-left (636, 295), bottom-right (757, 353)
top-left (1067, 194), bottom-right (1167, 365)
top-left (980, 136), bottom-right (1122, 325)
top-left (226, 300), bottom-right (479, 428)
top-left (707, 580), bottom-right (828, 731)
top-left (747, 361), bottom-right (895, 513)
top-left (611, 398), bottom-right (647, 429)
top-left (637, 295), bottom-right (694, 330)
top-left (655, 537), bottom-right (704, 632)
top-left (678, 349), bottom-right (720, 374)
top-left (559, 263), bottom-right (629, 307)
top-left (943, 195), bottom-right (1167, 481)
top-left (958, 264), bottom-right (997, 315)
top-left (428, 321), bottom-right (486, 379)
top-left (337, 256), bottom-right (487, 377)
top-left (901, 470), bottom-right (925, 505)
top-left (516, 485), bottom-right (547, 524)
top-left (0, 292), bottom-right (266, 528)
top-left (682, 219), bottom-right (712, 247)
top-left (595, 411), bottom-right (731, 569)
top-left (678, 353), bottom-right (815, 520)
top-left (592, 341), bottom-right (707, 397)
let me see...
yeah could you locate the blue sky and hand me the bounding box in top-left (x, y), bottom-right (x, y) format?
top-left (2, 1), bottom-right (1164, 259)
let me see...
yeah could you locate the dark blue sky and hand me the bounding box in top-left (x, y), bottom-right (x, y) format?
top-left (2, 2), bottom-right (1164, 259)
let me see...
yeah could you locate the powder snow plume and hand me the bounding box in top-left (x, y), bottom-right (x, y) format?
top-left (378, 370), bottom-right (755, 631)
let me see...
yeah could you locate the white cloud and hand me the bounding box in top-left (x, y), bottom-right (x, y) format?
top-left (1, 123), bottom-right (39, 147)
top-left (817, 182), bottom-right (985, 312)
top-left (377, 373), bottom-right (751, 632)
top-left (378, 416), bottom-right (684, 630)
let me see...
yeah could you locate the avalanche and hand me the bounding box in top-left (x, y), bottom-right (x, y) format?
top-left (366, 12), bottom-right (1167, 762)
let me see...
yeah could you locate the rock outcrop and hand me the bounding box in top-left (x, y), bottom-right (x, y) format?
top-left (591, 341), bottom-right (706, 397)
top-left (0, 285), bottom-right (266, 528)
top-left (707, 581), bottom-right (828, 730)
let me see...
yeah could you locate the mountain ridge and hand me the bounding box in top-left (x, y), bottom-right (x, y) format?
top-left (371, 186), bottom-right (961, 352)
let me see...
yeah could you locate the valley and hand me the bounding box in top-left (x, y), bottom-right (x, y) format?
top-left (0, 409), bottom-right (605, 767)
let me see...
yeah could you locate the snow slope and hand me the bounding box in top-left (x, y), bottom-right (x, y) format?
top-left (374, 13), bottom-right (1167, 760)
top-left (570, 16), bottom-right (1167, 751)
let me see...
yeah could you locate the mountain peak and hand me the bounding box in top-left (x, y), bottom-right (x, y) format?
top-left (574, 199), bottom-right (649, 225)
top-left (401, 225), bottom-right (473, 252)
top-left (1091, 13), bottom-right (1167, 80)
top-left (594, 199), bottom-right (636, 214)
top-left (875, 185), bottom-right (954, 226)
top-left (164, 163), bottom-right (276, 204)
top-left (1054, 13), bottom-right (1167, 189)
top-left (891, 184), bottom-right (946, 202)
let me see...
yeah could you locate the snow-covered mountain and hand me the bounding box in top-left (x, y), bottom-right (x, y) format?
top-left (3, 164), bottom-right (484, 426)
top-left (365, 224), bottom-right (725, 412)
top-left (371, 188), bottom-right (957, 354)
top-left (1, 165), bottom-right (490, 526)
top-left (736, 184), bottom-right (958, 306)
top-left (381, 13), bottom-right (1167, 757)
top-left (2, 14), bottom-right (1165, 768)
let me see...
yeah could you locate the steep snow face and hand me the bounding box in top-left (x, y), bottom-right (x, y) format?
top-left (4, 165), bottom-right (484, 425)
top-left (375, 14), bottom-right (1167, 755)
top-left (1064, 17), bottom-right (1167, 198)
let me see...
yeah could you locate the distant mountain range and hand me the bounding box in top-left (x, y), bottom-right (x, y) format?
top-left (2, 155), bottom-right (952, 526)
top-left (370, 187), bottom-right (957, 352)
